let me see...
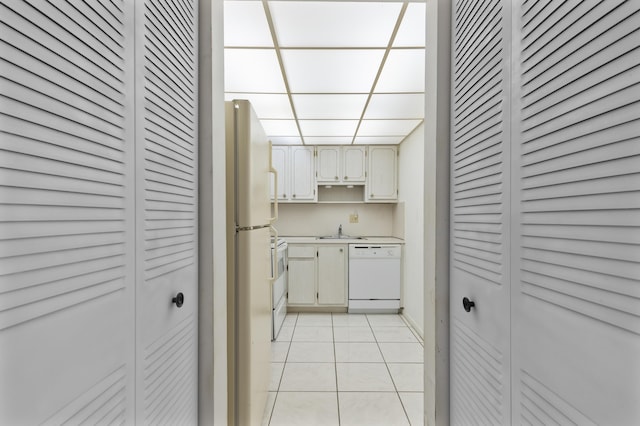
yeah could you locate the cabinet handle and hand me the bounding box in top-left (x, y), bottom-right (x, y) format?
top-left (293, 194), bottom-right (296, 198)
top-left (370, 194), bottom-right (374, 197)
top-left (172, 292), bottom-right (184, 308)
top-left (462, 297), bottom-right (475, 312)
top-left (283, 194), bottom-right (286, 198)
top-left (344, 176), bottom-right (348, 180)
top-left (340, 248), bottom-right (343, 252)
top-left (335, 176), bottom-right (339, 180)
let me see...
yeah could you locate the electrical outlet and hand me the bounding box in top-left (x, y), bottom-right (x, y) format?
top-left (349, 213), bottom-right (359, 223)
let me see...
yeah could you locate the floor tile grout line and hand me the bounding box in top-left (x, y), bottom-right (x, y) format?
top-left (268, 313), bottom-right (420, 425)
top-left (370, 314), bottom-right (413, 425)
top-left (331, 313), bottom-right (342, 425)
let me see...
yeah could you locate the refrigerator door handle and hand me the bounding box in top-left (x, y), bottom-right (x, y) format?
top-left (269, 225), bottom-right (278, 282)
top-left (269, 142), bottom-right (278, 223)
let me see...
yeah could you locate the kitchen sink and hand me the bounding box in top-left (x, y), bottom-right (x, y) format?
top-left (317, 235), bottom-right (366, 240)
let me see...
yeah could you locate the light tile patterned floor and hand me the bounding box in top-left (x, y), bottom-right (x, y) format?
top-left (263, 313), bottom-right (424, 426)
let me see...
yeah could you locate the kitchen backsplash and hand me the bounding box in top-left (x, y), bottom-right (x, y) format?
top-left (274, 203), bottom-right (404, 238)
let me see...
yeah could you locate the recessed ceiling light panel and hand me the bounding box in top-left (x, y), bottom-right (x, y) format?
top-left (364, 94), bottom-right (425, 119)
top-left (270, 1), bottom-right (402, 47)
top-left (375, 49), bottom-right (425, 93)
top-left (282, 49), bottom-right (385, 93)
top-left (224, 49), bottom-right (286, 93)
top-left (224, 1), bottom-right (273, 47)
top-left (293, 94), bottom-right (368, 119)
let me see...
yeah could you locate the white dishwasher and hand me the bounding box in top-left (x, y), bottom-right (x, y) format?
top-left (348, 244), bottom-right (401, 313)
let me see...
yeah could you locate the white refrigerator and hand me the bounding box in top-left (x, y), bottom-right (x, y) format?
top-left (226, 100), bottom-right (277, 426)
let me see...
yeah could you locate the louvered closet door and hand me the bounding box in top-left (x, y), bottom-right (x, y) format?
top-left (134, 0), bottom-right (199, 424)
top-left (0, 1), bottom-right (136, 424)
top-left (510, 1), bottom-right (640, 424)
top-left (449, 0), bottom-right (512, 424)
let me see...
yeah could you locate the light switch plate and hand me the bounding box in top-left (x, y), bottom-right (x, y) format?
top-left (349, 213), bottom-right (359, 223)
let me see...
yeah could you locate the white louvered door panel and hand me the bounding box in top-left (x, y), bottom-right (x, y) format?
top-left (449, 0), bottom-right (511, 424)
top-left (134, 0), bottom-right (198, 424)
top-left (0, 0), bottom-right (136, 424)
top-left (510, 1), bottom-right (640, 424)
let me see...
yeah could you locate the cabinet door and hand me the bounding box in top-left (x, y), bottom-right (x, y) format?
top-left (367, 146), bottom-right (397, 201)
top-left (343, 146), bottom-right (366, 182)
top-left (287, 246), bottom-right (317, 305)
top-left (271, 146), bottom-right (289, 200)
top-left (134, 0), bottom-right (199, 423)
top-left (510, 1), bottom-right (640, 424)
top-left (317, 246), bottom-right (347, 306)
top-left (317, 147), bottom-right (341, 183)
top-left (0, 2), bottom-right (136, 424)
top-left (449, 0), bottom-right (511, 424)
top-left (290, 146), bottom-right (316, 201)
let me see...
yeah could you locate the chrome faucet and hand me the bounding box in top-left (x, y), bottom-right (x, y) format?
top-left (338, 224), bottom-right (343, 238)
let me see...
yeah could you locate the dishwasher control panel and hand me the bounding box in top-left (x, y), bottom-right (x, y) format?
top-left (349, 245), bottom-right (402, 258)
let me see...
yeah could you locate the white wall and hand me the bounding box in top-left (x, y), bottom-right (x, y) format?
top-left (397, 124), bottom-right (425, 338)
top-left (274, 203), bottom-right (397, 237)
top-left (199, 0), bottom-right (227, 424)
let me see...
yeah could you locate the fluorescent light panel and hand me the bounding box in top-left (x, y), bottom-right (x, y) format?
top-left (269, 1), bottom-right (402, 47)
top-left (224, 2), bottom-right (273, 47)
top-left (224, 49), bottom-right (286, 93)
top-left (298, 120), bottom-right (359, 136)
top-left (364, 93), bottom-right (425, 119)
top-left (260, 120), bottom-right (300, 136)
top-left (393, 2), bottom-right (426, 47)
top-left (223, 1), bottom-right (427, 146)
top-left (375, 49), bottom-right (425, 93)
top-left (292, 94), bottom-right (368, 119)
top-left (281, 49), bottom-right (385, 93)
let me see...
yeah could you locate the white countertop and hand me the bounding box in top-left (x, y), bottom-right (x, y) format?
top-left (282, 236), bottom-right (404, 245)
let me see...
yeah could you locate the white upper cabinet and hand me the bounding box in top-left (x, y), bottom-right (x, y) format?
top-left (271, 145), bottom-right (289, 200)
top-left (272, 144), bottom-right (396, 203)
top-left (290, 146), bottom-right (316, 201)
top-left (343, 146), bottom-right (366, 182)
top-left (366, 146), bottom-right (398, 201)
top-left (317, 146), bottom-right (366, 183)
top-left (316, 147), bottom-right (341, 182)
top-left (316, 146), bottom-right (341, 183)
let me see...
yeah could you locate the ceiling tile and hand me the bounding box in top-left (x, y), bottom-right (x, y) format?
top-left (304, 136), bottom-right (354, 145)
top-left (269, 1), bottom-right (402, 47)
top-left (225, 93), bottom-right (294, 119)
top-left (393, 2), bottom-right (426, 47)
top-left (282, 49), bottom-right (384, 93)
top-left (299, 120), bottom-right (359, 136)
top-left (354, 136), bottom-right (405, 145)
top-left (375, 49), bottom-right (425, 93)
top-left (292, 94), bottom-right (368, 119)
top-left (260, 120), bottom-right (300, 136)
top-left (357, 119), bottom-right (423, 136)
top-left (224, 49), bottom-right (286, 93)
top-left (364, 93), bottom-right (424, 119)
top-left (224, 1), bottom-right (273, 47)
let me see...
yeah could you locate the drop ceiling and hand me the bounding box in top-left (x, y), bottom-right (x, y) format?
top-left (224, 1), bottom-right (426, 145)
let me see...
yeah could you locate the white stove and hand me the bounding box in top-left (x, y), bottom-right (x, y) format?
top-left (271, 238), bottom-right (288, 340)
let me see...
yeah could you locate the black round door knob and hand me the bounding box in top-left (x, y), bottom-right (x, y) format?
top-left (462, 297), bottom-right (475, 312)
top-left (172, 292), bottom-right (184, 308)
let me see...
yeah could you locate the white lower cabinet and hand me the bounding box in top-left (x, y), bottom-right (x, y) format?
top-left (287, 244), bottom-right (347, 308)
top-left (287, 246), bottom-right (316, 305)
top-left (317, 246), bottom-right (347, 305)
